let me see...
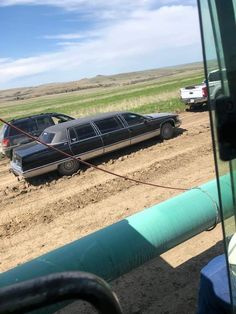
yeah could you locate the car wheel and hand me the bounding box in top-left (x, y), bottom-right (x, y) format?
top-left (58, 159), bottom-right (80, 176)
top-left (161, 122), bottom-right (174, 140)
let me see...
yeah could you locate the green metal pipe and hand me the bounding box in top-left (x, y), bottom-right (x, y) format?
top-left (0, 175), bottom-right (233, 312)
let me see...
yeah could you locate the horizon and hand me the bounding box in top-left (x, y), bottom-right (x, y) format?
top-left (0, 60), bottom-right (204, 92)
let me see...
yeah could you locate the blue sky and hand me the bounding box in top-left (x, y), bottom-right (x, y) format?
top-left (0, 0), bottom-right (202, 90)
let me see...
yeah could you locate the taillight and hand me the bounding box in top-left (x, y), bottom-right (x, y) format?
top-left (202, 86), bottom-right (208, 98)
top-left (2, 138), bottom-right (10, 147)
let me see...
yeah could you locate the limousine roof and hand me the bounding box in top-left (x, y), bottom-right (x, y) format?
top-left (44, 111), bottom-right (126, 133)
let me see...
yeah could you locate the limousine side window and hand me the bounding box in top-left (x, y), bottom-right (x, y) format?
top-left (94, 117), bottom-right (123, 134)
top-left (40, 132), bottom-right (55, 144)
top-left (69, 124), bottom-right (97, 142)
top-left (121, 113), bottom-right (145, 126)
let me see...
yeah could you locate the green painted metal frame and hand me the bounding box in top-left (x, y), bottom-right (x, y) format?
top-left (0, 175), bottom-right (233, 312)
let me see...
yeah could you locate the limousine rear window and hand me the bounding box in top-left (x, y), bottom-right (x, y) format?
top-left (121, 113), bottom-right (145, 126)
top-left (70, 123), bottom-right (96, 142)
top-left (40, 132), bottom-right (55, 143)
top-left (94, 117), bottom-right (123, 134)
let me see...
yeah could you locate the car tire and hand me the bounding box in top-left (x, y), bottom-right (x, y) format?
top-left (58, 159), bottom-right (80, 176)
top-left (161, 122), bottom-right (174, 140)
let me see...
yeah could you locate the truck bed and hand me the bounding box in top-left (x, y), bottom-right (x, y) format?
top-left (180, 84), bottom-right (207, 107)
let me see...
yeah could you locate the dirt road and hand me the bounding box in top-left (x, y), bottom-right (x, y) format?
top-left (0, 111), bottom-right (223, 313)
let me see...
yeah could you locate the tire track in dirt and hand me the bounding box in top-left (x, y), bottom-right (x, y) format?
top-left (0, 111), bottom-right (212, 242)
top-left (0, 132), bottom-right (212, 238)
top-left (0, 112), bottom-right (210, 191)
top-left (0, 112), bottom-right (210, 199)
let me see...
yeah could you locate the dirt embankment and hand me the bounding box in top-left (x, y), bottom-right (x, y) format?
top-left (0, 111), bottom-right (223, 313)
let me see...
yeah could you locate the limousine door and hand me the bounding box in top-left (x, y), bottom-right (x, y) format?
top-left (93, 116), bottom-right (130, 153)
top-left (120, 113), bottom-right (157, 145)
top-left (68, 123), bottom-right (104, 160)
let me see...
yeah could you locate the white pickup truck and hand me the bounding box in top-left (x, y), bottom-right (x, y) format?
top-left (180, 83), bottom-right (208, 110)
top-left (180, 69), bottom-right (223, 110)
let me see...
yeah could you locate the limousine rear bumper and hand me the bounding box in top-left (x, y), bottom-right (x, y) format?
top-left (10, 161), bottom-right (59, 178)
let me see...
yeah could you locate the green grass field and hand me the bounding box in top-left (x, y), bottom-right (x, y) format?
top-left (0, 68), bottom-right (204, 126)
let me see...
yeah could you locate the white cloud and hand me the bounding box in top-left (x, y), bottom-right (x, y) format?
top-left (0, 0), bottom-right (161, 23)
top-left (0, 0), bottom-right (197, 20)
top-left (44, 33), bottom-right (86, 40)
top-left (0, 0), bottom-right (154, 11)
top-left (0, 0), bottom-right (196, 8)
top-left (0, 58), bottom-right (12, 64)
top-left (0, 5), bottom-right (201, 88)
top-left (159, 0), bottom-right (195, 4)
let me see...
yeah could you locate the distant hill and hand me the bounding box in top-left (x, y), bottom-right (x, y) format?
top-left (0, 62), bottom-right (203, 103)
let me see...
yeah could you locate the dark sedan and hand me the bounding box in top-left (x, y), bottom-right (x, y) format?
top-left (10, 111), bottom-right (181, 178)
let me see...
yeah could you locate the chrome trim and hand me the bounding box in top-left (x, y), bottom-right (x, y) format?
top-left (34, 141), bottom-right (67, 147)
top-left (104, 139), bottom-right (130, 153)
top-left (90, 122), bottom-right (102, 136)
top-left (93, 123), bottom-right (125, 136)
top-left (69, 134), bottom-right (101, 145)
top-left (116, 115), bottom-right (127, 128)
top-left (10, 146), bottom-right (104, 178)
top-left (131, 129), bottom-right (160, 145)
top-left (10, 161), bottom-right (59, 178)
top-left (79, 148), bottom-right (104, 160)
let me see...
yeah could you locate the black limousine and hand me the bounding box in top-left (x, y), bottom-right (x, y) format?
top-left (10, 111), bottom-right (181, 178)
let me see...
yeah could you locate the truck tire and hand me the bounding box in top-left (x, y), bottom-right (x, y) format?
top-left (161, 122), bottom-right (174, 140)
top-left (189, 103), bottom-right (203, 111)
top-left (58, 159), bottom-right (80, 176)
